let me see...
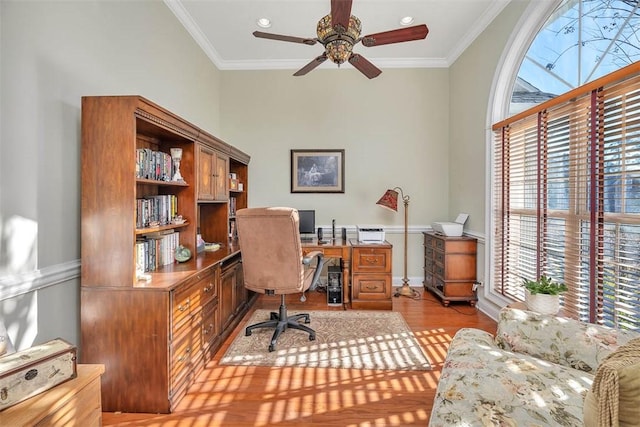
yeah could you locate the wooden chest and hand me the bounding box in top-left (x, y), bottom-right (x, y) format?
top-left (0, 338), bottom-right (77, 411)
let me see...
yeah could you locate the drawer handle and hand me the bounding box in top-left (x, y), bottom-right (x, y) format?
top-left (177, 347), bottom-right (191, 362)
top-left (366, 284), bottom-right (378, 290)
top-left (178, 298), bottom-right (190, 312)
top-left (365, 258), bottom-right (379, 265)
top-left (203, 284), bottom-right (213, 293)
top-left (204, 323), bottom-right (214, 335)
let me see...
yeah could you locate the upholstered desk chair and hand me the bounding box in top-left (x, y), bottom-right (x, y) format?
top-left (236, 207), bottom-right (325, 352)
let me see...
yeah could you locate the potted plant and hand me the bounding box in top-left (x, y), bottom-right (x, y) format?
top-left (523, 275), bottom-right (568, 315)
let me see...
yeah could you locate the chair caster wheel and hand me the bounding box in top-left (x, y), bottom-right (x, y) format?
top-left (309, 334), bottom-right (316, 341)
top-left (304, 318), bottom-right (311, 324)
top-left (268, 345), bottom-right (275, 352)
top-left (246, 330), bottom-right (252, 336)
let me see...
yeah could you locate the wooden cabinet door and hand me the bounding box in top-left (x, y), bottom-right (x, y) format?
top-left (214, 151), bottom-right (229, 202)
top-left (198, 145), bottom-right (228, 201)
top-left (219, 263), bottom-right (236, 331)
top-left (233, 262), bottom-right (246, 314)
top-left (198, 145), bottom-right (215, 200)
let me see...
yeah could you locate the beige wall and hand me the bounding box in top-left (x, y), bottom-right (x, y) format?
top-left (0, 0), bottom-right (221, 349)
top-left (220, 68), bottom-right (450, 282)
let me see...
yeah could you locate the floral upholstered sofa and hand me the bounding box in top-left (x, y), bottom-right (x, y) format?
top-left (429, 306), bottom-right (640, 426)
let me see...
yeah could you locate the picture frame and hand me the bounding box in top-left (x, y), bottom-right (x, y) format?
top-left (291, 149), bottom-right (345, 193)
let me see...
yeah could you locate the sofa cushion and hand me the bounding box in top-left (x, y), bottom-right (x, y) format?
top-left (429, 328), bottom-right (592, 427)
top-left (583, 337), bottom-right (640, 427)
top-left (495, 307), bottom-right (638, 373)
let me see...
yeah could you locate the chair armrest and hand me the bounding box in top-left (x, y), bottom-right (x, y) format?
top-left (302, 250), bottom-right (323, 265)
top-left (495, 307), bottom-right (640, 373)
top-left (302, 251), bottom-right (325, 289)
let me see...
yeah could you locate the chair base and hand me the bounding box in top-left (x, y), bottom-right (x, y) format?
top-left (245, 294), bottom-right (316, 352)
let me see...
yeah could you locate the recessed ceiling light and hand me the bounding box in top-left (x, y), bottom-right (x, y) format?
top-left (400, 16), bottom-right (414, 26)
top-left (256, 18), bottom-right (271, 28)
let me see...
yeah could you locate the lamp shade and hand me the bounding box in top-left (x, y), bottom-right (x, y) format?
top-left (376, 189), bottom-right (399, 212)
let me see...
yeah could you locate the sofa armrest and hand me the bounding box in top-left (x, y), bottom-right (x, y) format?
top-left (495, 306), bottom-right (640, 373)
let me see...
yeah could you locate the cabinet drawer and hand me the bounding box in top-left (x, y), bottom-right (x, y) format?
top-left (423, 270), bottom-right (434, 286)
top-left (171, 269), bottom-right (216, 333)
top-left (424, 233), bottom-right (435, 248)
top-left (352, 274), bottom-right (391, 300)
top-left (434, 264), bottom-right (444, 279)
top-left (170, 317), bottom-right (203, 394)
top-left (424, 246), bottom-right (434, 261)
top-left (352, 248), bottom-right (391, 273)
top-left (201, 300), bottom-right (220, 351)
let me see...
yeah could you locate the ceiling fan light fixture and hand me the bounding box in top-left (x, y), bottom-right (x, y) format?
top-left (317, 13), bottom-right (361, 65)
top-left (256, 18), bottom-right (271, 28)
top-left (400, 16), bottom-right (414, 26)
top-left (326, 40), bottom-right (354, 65)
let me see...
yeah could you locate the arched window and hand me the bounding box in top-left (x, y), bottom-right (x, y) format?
top-left (491, 0), bottom-right (640, 329)
top-left (510, 0), bottom-right (640, 115)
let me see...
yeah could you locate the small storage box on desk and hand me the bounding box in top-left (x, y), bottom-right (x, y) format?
top-left (423, 230), bottom-right (478, 306)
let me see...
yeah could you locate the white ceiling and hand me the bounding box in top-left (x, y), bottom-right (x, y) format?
top-left (165, 0), bottom-right (512, 72)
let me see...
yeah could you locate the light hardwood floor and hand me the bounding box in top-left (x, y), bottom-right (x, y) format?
top-left (103, 288), bottom-right (497, 426)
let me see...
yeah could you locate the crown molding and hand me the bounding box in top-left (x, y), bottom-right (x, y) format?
top-left (446, 0), bottom-right (512, 65)
top-left (164, 0), bottom-right (484, 71)
top-left (163, 0), bottom-right (226, 67)
top-left (218, 57), bottom-right (449, 71)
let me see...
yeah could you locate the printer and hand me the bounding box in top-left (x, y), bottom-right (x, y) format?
top-left (432, 213), bottom-right (469, 237)
top-left (357, 226), bottom-right (385, 243)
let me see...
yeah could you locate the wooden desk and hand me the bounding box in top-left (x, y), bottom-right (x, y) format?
top-left (0, 364), bottom-right (105, 427)
top-left (302, 238), bottom-right (351, 307)
top-left (302, 238), bottom-right (393, 310)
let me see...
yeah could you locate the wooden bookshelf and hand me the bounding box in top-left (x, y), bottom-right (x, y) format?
top-left (80, 96), bottom-right (251, 414)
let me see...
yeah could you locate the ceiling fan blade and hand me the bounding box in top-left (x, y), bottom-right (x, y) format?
top-left (348, 54), bottom-right (382, 79)
top-left (331, 0), bottom-right (353, 33)
top-left (253, 31), bottom-right (317, 46)
top-left (361, 24), bottom-right (429, 47)
top-left (293, 54), bottom-right (328, 76)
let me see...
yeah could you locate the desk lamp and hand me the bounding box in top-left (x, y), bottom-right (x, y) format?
top-left (377, 187), bottom-right (420, 299)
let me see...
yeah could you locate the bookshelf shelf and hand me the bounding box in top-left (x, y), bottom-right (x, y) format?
top-left (135, 222), bottom-right (190, 236)
top-left (136, 178), bottom-right (189, 187)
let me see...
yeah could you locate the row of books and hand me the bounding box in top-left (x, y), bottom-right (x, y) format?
top-left (229, 217), bottom-right (238, 239)
top-left (136, 195), bottom-right (178, 228)
top-left (135, 231), bottom-right (180, 273)
top-left (229, 196), bottom-right (238, 217)
top-left (136, 148), bottom-right (175, 181)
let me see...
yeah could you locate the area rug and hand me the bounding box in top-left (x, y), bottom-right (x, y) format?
top-left (220, 310), bottom-right (431, 370)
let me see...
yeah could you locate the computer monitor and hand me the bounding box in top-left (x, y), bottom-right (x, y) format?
top-left (297, 209), bottom-right (315, 240)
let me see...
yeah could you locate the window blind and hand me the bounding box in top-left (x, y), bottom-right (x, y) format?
top-left (493, 65), bottom-right (640, 330)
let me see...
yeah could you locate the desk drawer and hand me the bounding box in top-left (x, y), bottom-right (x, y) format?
top-left (171, 268), bottom-right (216, 334)
top-left (352, 274), bottom-right (391, 300)
top-left (303, 247), bottom-right (343, 258)
top-left (352, 247), bottom-right (391, 273)
top-left (170, 317), bottom-right (202, 395)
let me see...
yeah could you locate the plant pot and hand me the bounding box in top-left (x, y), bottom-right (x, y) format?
top-left (525, 289), bottom-right (560, 315)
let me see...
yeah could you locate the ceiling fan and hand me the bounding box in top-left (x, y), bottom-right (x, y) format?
top-left (253, 0), bottom-right (429, 79)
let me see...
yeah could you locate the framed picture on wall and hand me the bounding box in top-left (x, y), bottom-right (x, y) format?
top-left (291, 149), bottom-right (345, 193)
